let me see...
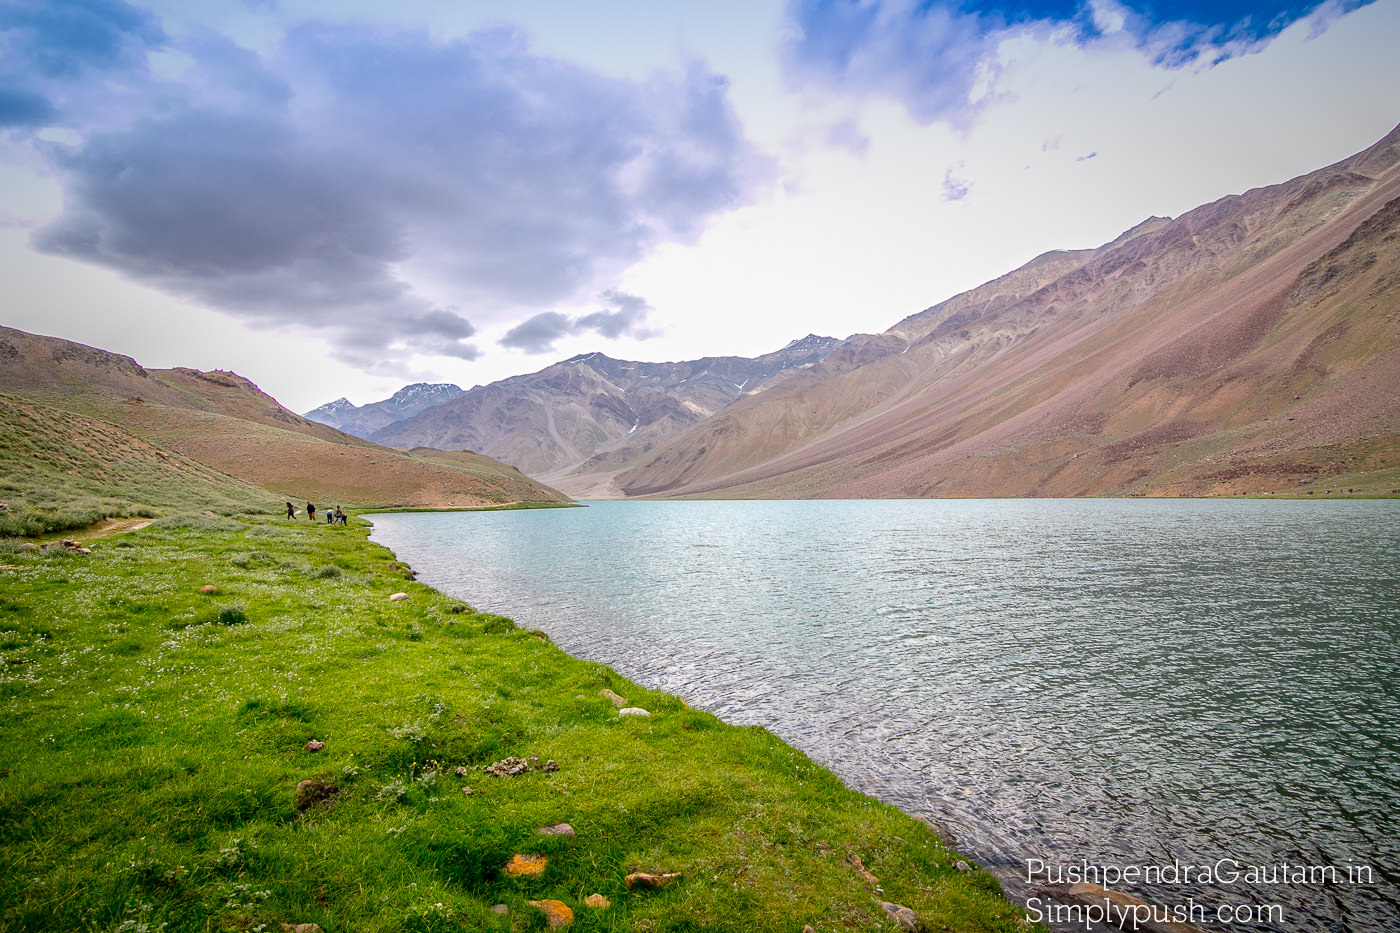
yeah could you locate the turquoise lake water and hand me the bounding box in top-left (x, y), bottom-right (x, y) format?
top-left (369, 499), bottom-right (1400, 932)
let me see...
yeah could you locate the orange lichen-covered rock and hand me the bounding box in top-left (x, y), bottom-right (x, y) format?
top-left (505, 853), bottom-right (547, 877)
top-left (527, 899), bottom-right (574, 927)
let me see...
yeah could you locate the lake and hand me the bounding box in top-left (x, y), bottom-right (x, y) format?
top-left (368, 498), bottom-right (1400, 932)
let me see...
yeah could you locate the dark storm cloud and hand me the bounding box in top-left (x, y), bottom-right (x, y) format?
top-left (14, 13), bottom-right (765, 370)
top-left (0, 0), bottom-right (164, 127)
top-left (501, 290), bottom-right (661, 354)
top-left (781, 0), bottom-right (1375, 125)
top-left (0, 0), bottom-right (165, 78)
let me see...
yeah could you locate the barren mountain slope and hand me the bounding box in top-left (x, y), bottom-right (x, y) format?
top-left (0, 328), bottom-right (568, 508)
top-left (369, 336), bottom-right (841, 477)
top-left (614, 125), bottom-right (1400, 499)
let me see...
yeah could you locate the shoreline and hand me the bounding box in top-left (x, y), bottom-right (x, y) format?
top-left (0, 511), bottom-right (1036, 931)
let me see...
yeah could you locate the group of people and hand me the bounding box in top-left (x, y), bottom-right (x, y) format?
top-left (285, 501), bottom-right (348, 525)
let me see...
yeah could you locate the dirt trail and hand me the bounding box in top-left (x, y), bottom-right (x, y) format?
top-left (82, 517), bottom-right (156, 539)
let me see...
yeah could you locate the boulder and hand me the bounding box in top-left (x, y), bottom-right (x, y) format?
top-left (200, 585), bottom-right (218, 594)
top-left (624, 872), bottom-right (681, 890)
top-left (388, 592), bottom-right (408, 601)
top-left (537, 823), bottom-right (575, 838)
top-left (584, 894), bottom-right (611, 909)
top-left (304, 739), bottom-right (324, 752)
top-left (618, 707), bottom-right (651, 718)
top-left (599, 689), bottom-right (627, 706)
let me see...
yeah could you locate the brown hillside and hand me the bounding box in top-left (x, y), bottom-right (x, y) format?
top-left (610, 125), bottom-right (1400, 499)
top-left (0, 328), bottom-right (569, 508)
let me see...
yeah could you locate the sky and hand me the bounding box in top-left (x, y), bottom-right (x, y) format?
top-left (1, 0), bottom-right (1397, 413)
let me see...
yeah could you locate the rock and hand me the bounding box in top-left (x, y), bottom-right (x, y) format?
top-left (295, 777), bottom-right (338, 811)
top-left (618, 707), bottom-right (651, 718)
top-left (490, 904), bottom-right (509, 915)
top-left (388, 592), bottom-right (408, 601)
top-left (876, 900), bottom-right (919, 932)
top-left (505, 853), bottom-right (547, 878)
top-left (847, 853), bottom-right (880, 887)
top-left (280, 925), bottom-right (321, 933)
top-left (802, 926), bottom-right (815, 933)
top-left (449, 604), bottom-right (468, 613)
top-left (461, 786), bottom-right (475, 796)
top-left (527, 899), bottom-right (574, 927)
top-left (454, 766), bottom-right (470, 778)
top-left (60, 539), bottom-right (79, 549)
top-left (544, 759), bottom-right (559, 772)
top-left (74, 547), bottom-right (92, 555)
top-left (483, 756), bottom-right (533, 777)
top-left (599, 688), bottom-right (627, 706)
top-left (200, 584), bottom-right (218, 593)
top-left (584, 894), bottom-right (610, 909)
top-left (304, 739), bottom-right (324, 752)
top-left (537, 823), bottom-right (575, 838)
top-left (955, 860), bottom-right (971, 872)
top-left (625, 872), bottom-right (681, 890)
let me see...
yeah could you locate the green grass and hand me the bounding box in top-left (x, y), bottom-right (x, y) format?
top-left (0, 394), bottom-right (275, 536)
top-left (0, 515), bottom-right (1034, 933)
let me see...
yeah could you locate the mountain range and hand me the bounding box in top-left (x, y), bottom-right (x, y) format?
top-left (306, 383), bottom-right (464, 438)
top-left (317, 124), bottom-right (1400, 499)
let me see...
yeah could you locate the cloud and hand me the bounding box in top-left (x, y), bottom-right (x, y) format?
top-left (826, 117), bottom-right (871, 156)
top-left (942, 167), bottom-right (971, 201)
top-left (14, 15), bottom-right (765, 371)
top-left (781, 0), bottom-right (1375, 125)
top-left (0, 0), bottom-right (165, 127)
top-left (501, 290), bottom-right (661, 354)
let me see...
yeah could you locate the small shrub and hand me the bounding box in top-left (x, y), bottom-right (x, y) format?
top-left (216, 605), bottom-right (247, 626)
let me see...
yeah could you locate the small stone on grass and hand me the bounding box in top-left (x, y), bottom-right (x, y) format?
top-left (537, 823), bottom-right (575, 838)
top-left (388, 592), bottom-right (408, 601)
top-left (505, 853), bottom-right (547, 878)
top-left (527, 899), bottom-right (574, 927)
top-left (618, 707), bottom-right (650, 718)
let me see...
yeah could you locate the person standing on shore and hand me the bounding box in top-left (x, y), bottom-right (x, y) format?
top-left (307, 502), bottom-right (316, 522)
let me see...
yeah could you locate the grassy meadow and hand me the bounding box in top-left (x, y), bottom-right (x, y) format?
top-left (0, 395), bottom-right (275, 537)
top-left (0, 511), bottom-right (1035, 933)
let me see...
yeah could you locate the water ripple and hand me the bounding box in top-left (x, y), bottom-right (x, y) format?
top-left (371, 499), bottom-right (1400, 933)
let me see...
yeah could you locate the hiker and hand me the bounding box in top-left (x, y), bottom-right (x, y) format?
top-left (286, 501), bottom-right (295, 519)
top-left (307, 502), bottom-right (316, 522)
top-left (335, 506), bottom-right (347, 525)
top-left (326, 507), bottom-right (335, 524)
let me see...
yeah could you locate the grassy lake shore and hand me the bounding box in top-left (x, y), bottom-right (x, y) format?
top-left (0, 513), bottom-right (1035, 932)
